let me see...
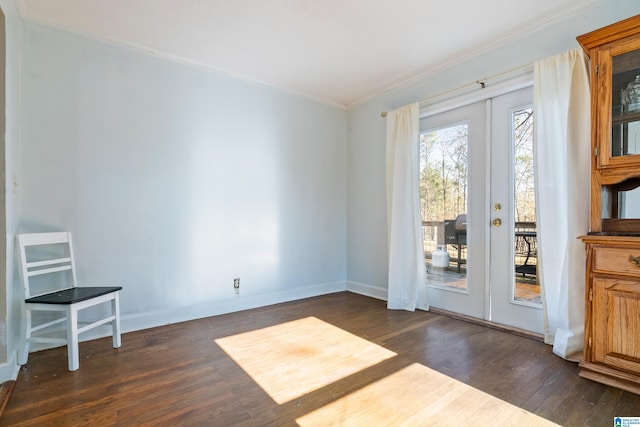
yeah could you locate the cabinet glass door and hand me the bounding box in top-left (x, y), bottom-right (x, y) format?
top-left (612, 49), bottom-right (640, 157)
top-left (598, 41), bottom-right (640, 231)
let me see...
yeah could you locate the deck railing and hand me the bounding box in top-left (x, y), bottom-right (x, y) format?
top-left (422, 220), bottom-right (537, 269)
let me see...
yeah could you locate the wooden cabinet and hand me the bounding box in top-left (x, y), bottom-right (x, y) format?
top-left (578, 15), bottom-right (640, 234)
top-left (579, 236), bottom-right (640, 394)
top-left (578, 16), bottom-right (640, 394)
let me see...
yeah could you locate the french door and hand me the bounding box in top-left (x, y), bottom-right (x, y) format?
top-left (419, 85), bottom-right (543, 334)
top-left (419, 101), bottom-right (486, 319)
top-left (489, 87), bottom-right (541, 332)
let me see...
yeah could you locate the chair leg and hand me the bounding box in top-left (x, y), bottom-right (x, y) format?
top-left (17, 308), bottom-right (31, 366)
top-left (66, 307), bottom-right (79, 371)
top-left (111, 293), bottom-right (121, 349)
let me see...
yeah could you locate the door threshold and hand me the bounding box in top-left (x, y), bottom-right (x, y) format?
top-left (428, 307), bottom-right (544, 342)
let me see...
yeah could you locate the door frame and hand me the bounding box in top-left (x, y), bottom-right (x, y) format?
top-left (420, 73), bottom-right (540, 332)
top-left (419, 74), bottom-right (533, 120)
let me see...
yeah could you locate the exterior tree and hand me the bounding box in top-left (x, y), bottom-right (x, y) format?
top-left (420, 107), bottom-right (535, 225)
top-left (419, 123), bottom-right (468, 222)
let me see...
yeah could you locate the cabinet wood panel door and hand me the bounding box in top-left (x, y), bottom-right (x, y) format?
top-left (592, 276), bottom-right (640, 374)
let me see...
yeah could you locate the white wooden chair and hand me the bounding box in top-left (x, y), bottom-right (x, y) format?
top-left (17, 232), bottom-right (122, 371)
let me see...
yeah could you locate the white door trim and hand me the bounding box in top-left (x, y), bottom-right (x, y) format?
top-left (420, 73), bottom-right (533, 119)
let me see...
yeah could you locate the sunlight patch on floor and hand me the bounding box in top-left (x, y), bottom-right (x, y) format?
top-left (214, 316), bottom-right (397, 404)
top-left (296, 363), bottom-right (559, 427)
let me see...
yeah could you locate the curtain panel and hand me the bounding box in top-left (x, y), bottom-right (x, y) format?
top-left (385, 103), bottom-right (427, 311)
top-left (533, 47), bottom-right (591, 361)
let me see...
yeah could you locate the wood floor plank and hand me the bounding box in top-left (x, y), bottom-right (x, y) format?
top-left (3, 292), bottom-right (640, 426)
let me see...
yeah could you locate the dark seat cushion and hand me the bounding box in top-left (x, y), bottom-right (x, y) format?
top-left (25, 286), bottom-right (122, 305)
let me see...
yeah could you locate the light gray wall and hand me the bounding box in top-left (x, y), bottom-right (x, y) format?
top-left (8, 0), bottom-right (640, 379)
top-left (346, 0), bottom-right (640, 296)
top-left (18, 22), bottom-right (347, 333)
top-left (1, 0), bottom-right (22, 380)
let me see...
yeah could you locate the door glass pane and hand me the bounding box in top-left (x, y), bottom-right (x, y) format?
top-left (512, 107), bottom-right (540, 305)
top-left (420, 123), bottom-right (468, 291)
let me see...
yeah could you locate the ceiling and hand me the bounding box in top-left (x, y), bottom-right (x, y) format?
top-left (18, 0), bottom-right (601, 107)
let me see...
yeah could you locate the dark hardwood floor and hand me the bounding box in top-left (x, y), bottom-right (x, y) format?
top-left (3, 292), bottom-right (639, 426)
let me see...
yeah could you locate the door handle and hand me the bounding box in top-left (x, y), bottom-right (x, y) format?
top-left (492, 218), bottom-right (502, 227)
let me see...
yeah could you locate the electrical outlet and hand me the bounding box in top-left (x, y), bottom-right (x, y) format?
top-left (233, 278), bottom-right (240, 292)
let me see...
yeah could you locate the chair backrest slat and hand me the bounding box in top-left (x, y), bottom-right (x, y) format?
top-left (25, 257), bottom-right (72, 269)
top-left (18, 232), bottom-right (79, 299)
top-left (19, 232), bottom-right (71, 247)
top-left (26, 264), bottom-right (73, 277)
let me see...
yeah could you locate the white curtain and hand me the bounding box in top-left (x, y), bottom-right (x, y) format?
top-left (385, 103), bottom-right (427, 311)
top-left (534, 48), bottom-right (591, 361)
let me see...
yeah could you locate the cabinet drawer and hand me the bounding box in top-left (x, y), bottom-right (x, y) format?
top-left (593, 247), bottom-right (640, 276)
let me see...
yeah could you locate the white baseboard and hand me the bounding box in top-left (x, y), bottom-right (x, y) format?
top-left (121, 280), bottom-right (348, 334)
top-left (346, 281), bottom-right (387, 301)
top-left (0, 352), bottom-right (20, 382)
